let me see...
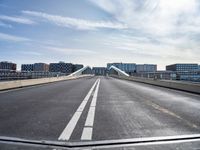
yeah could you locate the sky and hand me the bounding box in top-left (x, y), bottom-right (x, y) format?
top-left (0, 0), bottom-right (200, 70)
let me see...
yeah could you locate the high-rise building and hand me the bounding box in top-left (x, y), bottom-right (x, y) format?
top-left (72, 64), bottom-right (84, 72)
top-left (33, 63), bottom-right (49, 72)
top-left (92, 67), bottom-right (107, 76)
top-left (49, 62), bottom-right (73, 74)
top-left (107, 63), bottom-right (136, 74)
top-left (0, 61), bottom-right (16, 71)
top-left (166, 64), bottom-right (198, 72)
top-left (136, 64), bottom-right (157, 73)
top-left (21, 64), bottom-right (34, 71)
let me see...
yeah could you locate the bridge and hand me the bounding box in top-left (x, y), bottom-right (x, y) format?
top-left (0, 66), bottom-right (200, 149)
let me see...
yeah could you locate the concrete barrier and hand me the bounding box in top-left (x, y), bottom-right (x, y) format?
top-left (110, 75), bottom-right (200, 94)
top-left (0, 75), bottom-right (93, 91)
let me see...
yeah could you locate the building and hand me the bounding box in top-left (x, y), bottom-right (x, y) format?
top-left (49, 62), bottom-right (73, 74)
top-left (134, 71), bottom-right (176, 80)
top-left (166, 64), bottom-right (198, 72)
top-left (199, 65), bottom-right (200, 70)
top-left (92, 67), bottom-right (107, 76)
top-left (136, 64), bottom-right (157, 73)
top-left (107, 63), bottom-right (136, 75)
top-left (21, 63), bottom-right (49, 72)
top-left (73, 64), bottom-right (84, 72)
top-left (21, 64), bottom-right (34, 72)
top-left (0, 61), bottom-right (16, 71)
top-left (175, 70), bottom-right (200, 81)
top-left (33, 63), bottom-right (49, 72)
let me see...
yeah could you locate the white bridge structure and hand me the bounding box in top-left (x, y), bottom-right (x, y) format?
top-left (108, 65), bottom-right (129, 77)
top-left (69, 65), bottom-right (129, 77)
top-left (68, 66), bottom-right (92, 77)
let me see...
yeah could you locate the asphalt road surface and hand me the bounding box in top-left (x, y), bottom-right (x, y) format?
top-left (0, 76), bottom-right (200, 149)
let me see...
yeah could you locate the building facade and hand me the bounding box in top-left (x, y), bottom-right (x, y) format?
top-left (134, 71), bottom-right (176, 80)
top-left (33, 63), bottom-right (49, 72)
top-left (49, 62), bottom-right (73, 74)
top-left (166, 64), bottom-right (198, 72)
top-left (21, 62), bottom-right (83, 74)
top-left (0, 61), bottom-right (16, 71)
top-left (92, 67), bottom-right (107, 76)
top-left (136, 64), bottom-right (157, 73)
top-left (107, 63), bottom-right (136, 75)
top-left (175, 70), bottom-right (200, 81)
top-left (73, 64), bottom-right (84, 72)
top-left (21, 64), bottom-right (34, 72)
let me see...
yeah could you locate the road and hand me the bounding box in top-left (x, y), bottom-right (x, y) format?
top-left (0, 76), bottom-right (200, 148)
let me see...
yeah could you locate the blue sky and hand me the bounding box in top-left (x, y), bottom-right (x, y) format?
top-left (0, 0), bottom-right (200, 70)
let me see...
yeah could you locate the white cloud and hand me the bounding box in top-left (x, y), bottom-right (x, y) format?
top-left (0, 21), bottom-right (12, 28)
top-left (22, 10), bottom-right (127, 30)
top-left (0, 15), bottom-right (36, 25)
top-left (90, 0), bottom-right (200, 35)
top-left (44, 46), bottom-right (97, 55)
top-left (0, 32), bottom-right (31, 42)
top-left (20, 51), bottom-right (42, 56)
top-left (87, 0), bottom-right (200, 68)
top-left (89, 32), bottom-right (200, 69)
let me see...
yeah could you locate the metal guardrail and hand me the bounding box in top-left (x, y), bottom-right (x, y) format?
top-left (0, 72), bottom-right (68, 81)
